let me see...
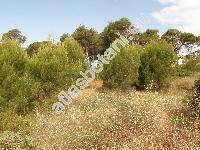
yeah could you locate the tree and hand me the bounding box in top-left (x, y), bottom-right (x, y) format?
top-left (60, 33), bottom-right (70, 42)
top-left (135, 29), bottom-right (160, 46)
top-left (101, 18), bottom-right (136, 50)
top-left (2, 29), bottom-right (26, 44)
top-left (162, 29), bottom-right (199, 56)
top-left (26, 41), bottom-right (50, 57)
top-left (72, 25), bottom-right (103, 58)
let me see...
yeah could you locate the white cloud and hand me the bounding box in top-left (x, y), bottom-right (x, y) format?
top-left (152, 0), bottom-right (200, 35)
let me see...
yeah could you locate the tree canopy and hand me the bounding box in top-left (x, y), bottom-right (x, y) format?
top-left (100, 18), bottom-right (135, 50)
top-left (2, 29), bottom-right (26, 44)
top-left (72, 25), bottom-right (103, 58)
top-left (162, 29), bottom-right (199, 56)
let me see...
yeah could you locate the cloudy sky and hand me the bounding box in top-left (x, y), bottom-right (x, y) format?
top-left (152, 0), bottom-right (200, 36)
top-left (0, 0), bottom-right (199, 45)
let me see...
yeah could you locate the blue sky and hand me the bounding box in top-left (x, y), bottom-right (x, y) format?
top-left (0, 0), bottom-right (199, 46)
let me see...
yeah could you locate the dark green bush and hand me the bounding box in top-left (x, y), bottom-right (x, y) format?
top-left (138, 41), bottom-right (178, 89)
top-left (0, 41), bottom-right (41, 115)
top-left (101, 45), bottom-right (141, 88)
top-left (29, 38), bottom-right (85, 94)
top-left (0, 39), bottom-right (86, 124)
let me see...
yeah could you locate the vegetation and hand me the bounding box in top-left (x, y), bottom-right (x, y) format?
top-left (138, 41), bottom-right (178, 89)
top-left (31, 79), bottom-right (199, 149)
top-left (101, 45), bottom-right (141, 88)
top-left (0, 131), bottom-right (35, 149)
top-left (100, 18), bottom-right (134, 50)
top-left (0, 38), bottom-right (85, 132)
top-left (72, 25), bottom-right (103, 58)
top-left (26, 41), bottom-right (50, 57)
top-left (2, 29), bottom-right (26, 44)
top-left (189, 80), bottom-right (200, 117)
top-left (162, 29), bottom-right (199, 56)
top-left (180, 55), bottom-right (200, 76)
top-left (0, 17), bottom-right (200, 149)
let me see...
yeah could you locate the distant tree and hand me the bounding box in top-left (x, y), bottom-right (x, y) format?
top-left (162, 29), bottom-right (199, 56)
top-left (60, 33), bottom-right (70, 42)
top-left (135, 29), bottom-right (160, 46)
top-left (101, 18), bottom-right (135, 50)
top-left (72, 25), bottom-right (103, 58)
top-left (181, 32), bottom-right (199, 53)
top-left (26, 41), bottom-right (50, 57)
top-left (2, 29), bottom-right (26, 44)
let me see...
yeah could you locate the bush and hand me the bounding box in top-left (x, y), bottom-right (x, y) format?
top-left (138, 41), bottom-right (178, 89)
top-left (190, 80), bottom-right (200, 118)
top-left (29, 38), bottom-right (86, 94)
top-left (26, 41), bottom-right (50, 57)
top-left (101, 45), bottom-right (141, 88)
top-left (180, 55), bottom-right (200, 76)
top-left (0, 41), bottom-right (41, 115)
top-left (0, 39), bottom-right (87, 131)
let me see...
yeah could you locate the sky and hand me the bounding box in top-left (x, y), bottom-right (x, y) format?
top-left (0, 0), bottom-right (199, 46)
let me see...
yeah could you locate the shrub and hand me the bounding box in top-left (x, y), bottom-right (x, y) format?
top-left (138, 41), bottom-right (178, 89)
top-left (189, 80), bottom-right (200, 118)
top-left (101, 45), bottom-right (141, 88)
top-left (26, 41), bottom-right (50, 57)
top-left (29, 38), bottom-right (85, 94)
top-left (180, 55), bottom-right (200, 76)
top-left (0, 39), bottom-right (86, 131)
top-left (0, 41), bottom-right (41, 115)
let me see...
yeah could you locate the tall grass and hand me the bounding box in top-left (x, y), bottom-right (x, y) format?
top-left (31, 83), bottom-right (199, 149)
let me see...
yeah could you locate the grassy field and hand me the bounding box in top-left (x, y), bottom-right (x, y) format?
top-left (30, 76), bottom-right (199, 149)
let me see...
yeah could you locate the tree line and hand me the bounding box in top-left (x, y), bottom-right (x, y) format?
top-left (2, 18), bottom-right (200, 59)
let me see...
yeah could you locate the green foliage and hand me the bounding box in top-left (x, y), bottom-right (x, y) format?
top-left (2, 29), bottom-right (26, 44)
top-left (0, 131), bottom-right (35, 149)
top-left (29, 38), bottom-right (85, 94)
top-left (138, 41), bottom-right (178, 89)
top-left (0, 41), bottom-right (41, 115)
top-left (135, 29), bottom-right (160, 46)
top-left (101, 45), bottom-right (141, 88)
top-left (26, 41), bottom-right (50, 57)
top-left (101, 18), bottom-right (133, 50)
top-left (190, 80), bottom-right (200, 118)
top-left (60, 33), bottom-right (70, 42)
top-left (162, 29), bottom-right (199, 55)
top-left (180, 55), bottom-right (200, 76)
top-left (72, 25), bottom-right (103, 57)
top-left (0, 39), bottom-right (86, 130)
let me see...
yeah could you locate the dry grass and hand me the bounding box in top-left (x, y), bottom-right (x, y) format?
top-left (31, 79), bottom-right (200, 150)
top-left (167, 75), bottom-right (199, 92)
